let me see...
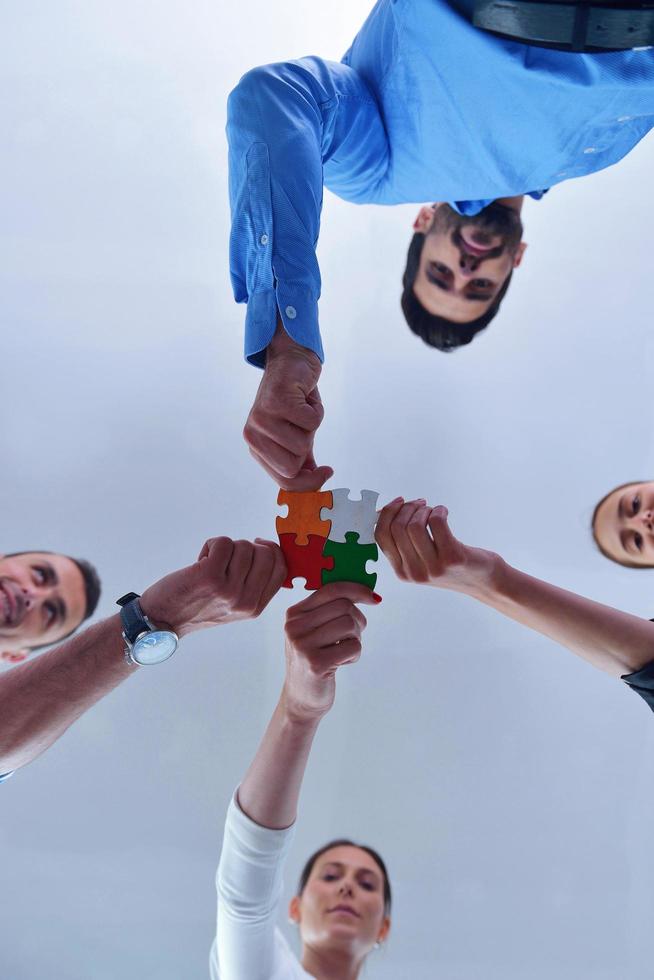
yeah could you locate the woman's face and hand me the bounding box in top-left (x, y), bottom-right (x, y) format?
top-left (289, 845), bottom-right (390, 957)
top-left (594, 481), bottom-right (654, 567)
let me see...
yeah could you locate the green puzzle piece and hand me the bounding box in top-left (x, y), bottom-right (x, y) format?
top-left (322, 532), bottom-right (378, 590)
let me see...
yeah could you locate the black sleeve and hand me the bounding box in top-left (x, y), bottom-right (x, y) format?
top-left (621, 638), bottom-right (654, 713)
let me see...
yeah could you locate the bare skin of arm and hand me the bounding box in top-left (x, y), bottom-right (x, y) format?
top-left (376, 498), bottom-right (654, 679)
top-left (243, 317), bottom-right (332, 492)
top-left (0, 537), bottom-right (286, 775)
top-left (237, 582), bottom-right (376, 830)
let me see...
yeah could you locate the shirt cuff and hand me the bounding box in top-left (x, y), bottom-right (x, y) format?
top-left (231, 790), bottom-right (297, 844)
top-left (244, 286), bottom-right (323, 369)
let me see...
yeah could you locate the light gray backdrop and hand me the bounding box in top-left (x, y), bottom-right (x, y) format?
top-left (2, 2), bottom-right (654, 978)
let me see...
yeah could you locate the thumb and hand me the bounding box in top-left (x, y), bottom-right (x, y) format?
top-left (279, 465), bottom-right (334, 493)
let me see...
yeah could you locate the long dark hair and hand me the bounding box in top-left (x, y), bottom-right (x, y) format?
top-left (297, 838), bottom-right (392, 916)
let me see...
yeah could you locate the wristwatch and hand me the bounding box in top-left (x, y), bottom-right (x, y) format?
top-left (116, 592), bottom-right (178, 666)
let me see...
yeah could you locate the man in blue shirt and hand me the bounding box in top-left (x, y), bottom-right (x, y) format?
top-left (228, 0), bottom-right (654, 491)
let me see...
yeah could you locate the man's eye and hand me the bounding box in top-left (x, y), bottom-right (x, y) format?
top-left (323, 873), bottom-right (337, 881)
top-left (635, 532), bottom-right (643, 551)
top-left (632, 495), bottom-right (641, 516)
top-left (44, 601), bottom-right (57, 626)
top-left (434, 262), bottom-right (449, 275)
top-left (472, 279), bottom-right (492, 289)
top-left (360, 881), bottom-right (375, 891)
top-left (32, 566), bottom-right (47, 585)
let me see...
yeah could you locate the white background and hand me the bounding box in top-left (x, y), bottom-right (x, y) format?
top-left (2, 2), bottom-right (654, 978)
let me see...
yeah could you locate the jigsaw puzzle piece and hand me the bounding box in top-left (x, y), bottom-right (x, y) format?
top-left (276, 490), bottom-right (333, 546)
top-left (321, 532), bottom-right (378, 590)
top-left (320, 489), bottom-right (379, 545)
top-left (279, 534), bottom-right (335, 590)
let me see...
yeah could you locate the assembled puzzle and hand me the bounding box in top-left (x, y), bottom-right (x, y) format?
top-left (277, 489), bottom-right (380, 590)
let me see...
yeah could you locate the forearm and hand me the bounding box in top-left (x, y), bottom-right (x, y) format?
top-left (464, 555), bottom-right (654, 677)
top-left (0, 614), bottom-right (136, 773)
top-left (237, 691), bottom-right (321, 830)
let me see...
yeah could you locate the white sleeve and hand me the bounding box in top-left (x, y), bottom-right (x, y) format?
top-left (209, 792), bottom-right (307, 980)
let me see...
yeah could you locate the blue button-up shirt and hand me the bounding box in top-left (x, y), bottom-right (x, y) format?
top-left (227, 0), bottom-right (654, 366)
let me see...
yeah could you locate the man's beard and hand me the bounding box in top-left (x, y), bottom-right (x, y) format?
top-left (428, 202), bottom-right (524, 257)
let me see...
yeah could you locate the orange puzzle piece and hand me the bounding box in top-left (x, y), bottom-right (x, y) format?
top-left (276, 490), bottom-right (333, 546)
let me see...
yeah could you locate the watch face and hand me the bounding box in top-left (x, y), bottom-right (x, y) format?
top-left (132, 630), bottom-right (178, 666)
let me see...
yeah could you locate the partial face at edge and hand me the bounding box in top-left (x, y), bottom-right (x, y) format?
top-left (412, 202), bottom-right (527, 322)
top-left (593, 481), bottom-right (654, 568)
top-left (288, 844), bottom-right (390, 957)
top-left (0, 552), bottom-right (87, 659)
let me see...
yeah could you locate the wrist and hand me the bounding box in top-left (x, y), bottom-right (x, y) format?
top-left (442, 548), bottom-right (506, 601)
top-left (280, 684), bottom-right (329, 728)
top-left (267, 321), bottom-right (321, 370)
top-left (138, 588), bottom-right (182, 637)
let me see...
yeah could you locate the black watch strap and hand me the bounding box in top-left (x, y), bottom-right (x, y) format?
top-left (116, 592), bottom-right (149, 644)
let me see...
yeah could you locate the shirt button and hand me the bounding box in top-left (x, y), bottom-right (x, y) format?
top-left (259, 233), bottom-right (269, 246)
top-left (285, 306), bottom-right (297, 320)
top-left (583, 147), bottom-right (597, 154)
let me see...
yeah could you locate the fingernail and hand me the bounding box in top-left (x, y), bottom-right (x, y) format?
top-left (417, 498), bottom-right (427, 506)
top-left (373, 593), bottom-right (382, 604)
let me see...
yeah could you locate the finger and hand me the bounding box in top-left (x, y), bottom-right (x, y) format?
top-left (225, 540), bottom-right (255, 587)
top-left (374, 497), bottom-right (405, 569)
top-left (247, 445), bottom-right (294, 487)
top-left (279, 464), bottom-right (334, 493)
top-left (390, 500), bottom-right (430, 581)
top-left (243, 540), bottom-right (287, 614)
top-left (306, 385), bottom-right (323, 411)
top-left (287, 391), bottom-right (324, 433)
top-left (246, 429), bottom-right (305, 480)
top-left (288, 597), bottom-right (367, 638)
top-left (200, 537), bottom-right (235, 577)
top-left (406, 504), bottom-right (439, 572)
top-left (427, 506), bottom-right (459, 561)
top-left (251, 412), bottom-right (316, 458)
top-left (287, 581), bottom-right (378, 620)
top-left (305, 613), bottom-right (365, 650)
top-left (316, 636), bottom-right (362, 666)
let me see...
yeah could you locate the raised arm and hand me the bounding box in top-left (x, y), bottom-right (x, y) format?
top-left (0, 537), bottom-right (285, 776)
top-left (212, 582), bottom-right (377, 980)
top-left (227, 57), bottom-right (387, 490)
top-left (376, 498), bottom-right (654, 683)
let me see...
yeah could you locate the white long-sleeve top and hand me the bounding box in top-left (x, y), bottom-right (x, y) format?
top-left (209, 794), bottom-right (313, 980)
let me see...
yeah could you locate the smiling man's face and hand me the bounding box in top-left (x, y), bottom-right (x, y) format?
top-left (0, 552), bottom-right (87, 659)
top-left (412, 202), bottom-right (527, 321)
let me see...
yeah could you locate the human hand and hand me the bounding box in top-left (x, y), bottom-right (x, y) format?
top-left (244, 329), bottom-right (333, 492)
top-left (375, 498), bottom-right (499, 595)
top-left (282, 582), bottom-right (379, 723)
top-left (139, 537), bottom-right (287, 638)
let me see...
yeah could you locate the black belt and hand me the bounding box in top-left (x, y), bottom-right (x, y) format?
top-left (472, 0), bottom-right (654, 52)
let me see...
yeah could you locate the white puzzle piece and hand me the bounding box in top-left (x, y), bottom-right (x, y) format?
top-left (321, 488), bottom-right (379, 544)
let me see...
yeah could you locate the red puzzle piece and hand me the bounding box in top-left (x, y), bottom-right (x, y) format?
top-left (279, 534), bottom-right (334, 590)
